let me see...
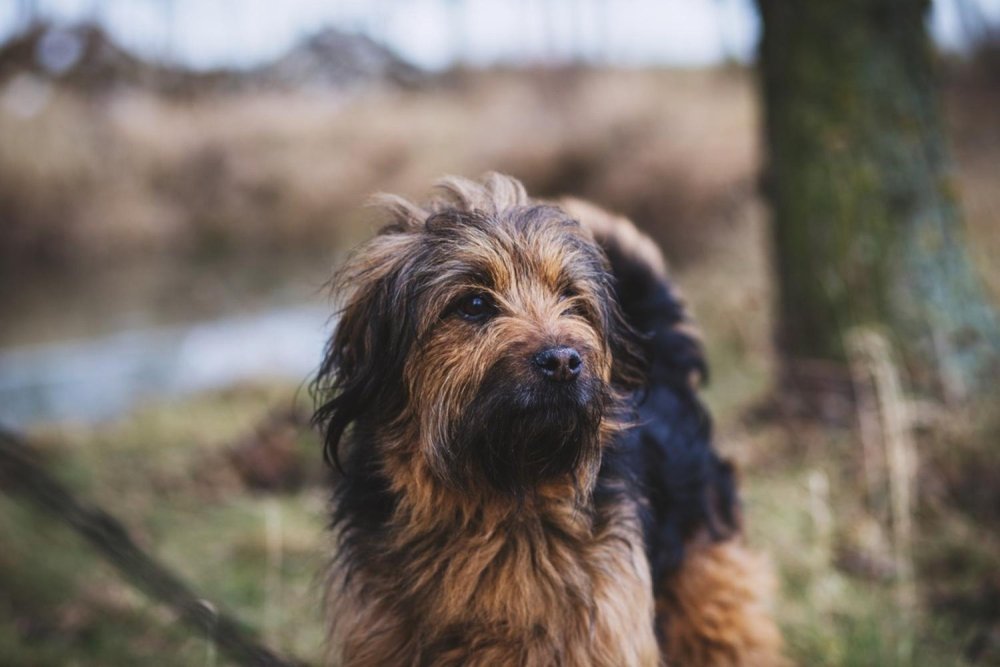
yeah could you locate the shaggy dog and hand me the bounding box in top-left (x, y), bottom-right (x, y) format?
top-left (314, 173), bottom-right (784, 666)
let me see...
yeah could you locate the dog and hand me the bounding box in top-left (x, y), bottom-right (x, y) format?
top-left (313, 173), bottom-right (784, 666)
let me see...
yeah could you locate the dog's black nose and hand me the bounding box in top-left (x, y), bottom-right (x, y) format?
top-left (532, 347), bottom-right (583, 382)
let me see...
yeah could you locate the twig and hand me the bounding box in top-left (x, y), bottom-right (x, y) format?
top-left (845, 329), bottom-right (917, 663)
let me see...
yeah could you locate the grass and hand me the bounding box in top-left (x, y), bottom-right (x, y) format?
top-left (0, 384), bottom-right (328, 666)
top-left (740, 441), bottom-right (982, 667)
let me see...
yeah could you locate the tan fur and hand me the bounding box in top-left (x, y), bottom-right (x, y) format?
top-left (658, 536), bottom-right (787, 667)
top-left (328, 475), bottom-right (659, 666)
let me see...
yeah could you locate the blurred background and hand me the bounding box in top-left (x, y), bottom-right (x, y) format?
top-left (0, 1), bottom-right (998, 665)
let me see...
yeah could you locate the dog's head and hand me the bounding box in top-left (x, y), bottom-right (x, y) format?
top-left (315, 175), bottom-right (642, 497)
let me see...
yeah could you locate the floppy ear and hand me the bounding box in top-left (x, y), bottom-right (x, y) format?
top-left (313, 231), bottom-right (419, 470)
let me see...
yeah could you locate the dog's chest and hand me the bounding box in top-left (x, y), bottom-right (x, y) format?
top-left (458, 521), bottom-right (657, 667)
top-left (332, 504), bottom-right (659, 666)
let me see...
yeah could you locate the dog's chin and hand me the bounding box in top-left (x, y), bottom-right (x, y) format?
top-left (447, 377), bottom-right (609, 497)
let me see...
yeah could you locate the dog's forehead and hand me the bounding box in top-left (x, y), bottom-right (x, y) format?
top-left (426, 205), bottom-right (597, 290)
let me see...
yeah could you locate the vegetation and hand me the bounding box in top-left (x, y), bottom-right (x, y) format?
top-left (0, 68), bottom-right (756, 266)
top-left (1, 66), bottom-right (997, 665)
top-left (3, 206), bottom-right (998, 664)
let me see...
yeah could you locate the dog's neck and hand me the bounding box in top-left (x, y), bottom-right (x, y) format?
top-left (372, 410), bottom-right (628, 527)
top-left (383, 442), bottom-right (600, 536)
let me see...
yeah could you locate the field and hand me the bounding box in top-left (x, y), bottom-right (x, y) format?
top-left (1, 67), bottom-right (998, 665)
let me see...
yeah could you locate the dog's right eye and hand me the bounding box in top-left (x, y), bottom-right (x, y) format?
top-left (456, 293), bottom-right (496, 322)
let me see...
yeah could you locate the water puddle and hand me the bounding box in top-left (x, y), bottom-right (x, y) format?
top-left (0, 305), bottom-right (332, 428)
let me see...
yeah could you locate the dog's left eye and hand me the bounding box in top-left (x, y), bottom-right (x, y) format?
top-left (559, 287), bottom-right (578, 301)
top-left (456, 293), bottom-right (496, 322)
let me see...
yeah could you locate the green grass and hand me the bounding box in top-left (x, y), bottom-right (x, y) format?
top-left (7, 387), bottom-right (992, 667)
top-left (743, 465), bottom-right (974, 667)
top-left (0, 383), bottom-right (328, 666)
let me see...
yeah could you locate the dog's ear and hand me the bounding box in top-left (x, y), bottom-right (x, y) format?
top-left (611, 261), bottom-right (709, 393)
top-left (560, 197), bottom-right (707, 393)
top-left (313, 230), bottom-right (420, 470)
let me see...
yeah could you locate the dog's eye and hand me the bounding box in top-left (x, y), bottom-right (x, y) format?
top-left (456, 293), bottom-right (496, 322)
top-left (559, 287), bottom-right (578, 301)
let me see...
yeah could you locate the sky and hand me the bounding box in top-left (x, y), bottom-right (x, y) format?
top-left (1, 0), bottom-right (998, 71)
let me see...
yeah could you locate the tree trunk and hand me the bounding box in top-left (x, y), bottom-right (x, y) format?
top-left (756, 0), bottom-right (1000, 400)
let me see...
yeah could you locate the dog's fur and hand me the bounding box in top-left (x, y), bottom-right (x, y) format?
top-left (314, 173), bottom-right (784, 666)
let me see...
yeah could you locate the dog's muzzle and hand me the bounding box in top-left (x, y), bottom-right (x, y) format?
top-left (446, 351), bottom-right (608, 495)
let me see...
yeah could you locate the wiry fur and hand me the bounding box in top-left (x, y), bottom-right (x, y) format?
top-left (314, 173), bottom-right (783, 666)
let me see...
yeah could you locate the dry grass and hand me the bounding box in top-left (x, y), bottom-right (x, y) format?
top-left (4, 65), bottom-right (994, 287)
top-left (0, 68), bottom-right (757, 266)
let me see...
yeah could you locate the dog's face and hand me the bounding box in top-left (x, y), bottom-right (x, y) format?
top-left (317, 200), bottom-right (641, 497)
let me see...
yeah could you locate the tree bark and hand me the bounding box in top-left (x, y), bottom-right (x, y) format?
top-left (756, 0), bottom-right (1000, 399)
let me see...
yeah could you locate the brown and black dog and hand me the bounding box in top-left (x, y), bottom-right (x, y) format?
top-left (314, 173), bottom-right (784, 666)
